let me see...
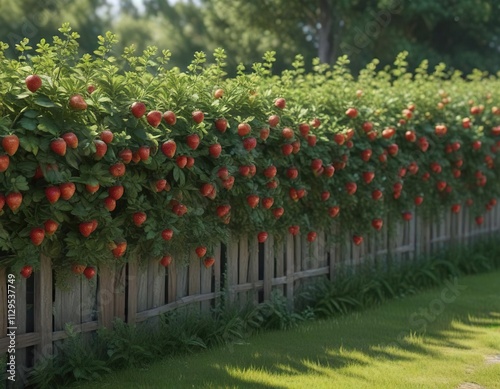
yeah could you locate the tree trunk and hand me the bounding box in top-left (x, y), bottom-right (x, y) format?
top-left (318, 0), bottom-right (334, 63)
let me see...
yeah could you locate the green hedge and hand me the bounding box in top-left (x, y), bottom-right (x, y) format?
top-left (1, 25), bottom-right (499, 278)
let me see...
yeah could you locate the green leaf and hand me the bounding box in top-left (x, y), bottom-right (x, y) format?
top-left (18, 117), bottom-right (37, 131)
top-left (33, 95), bottom-right (56, 108)
top-left (37, 117), bottom-right (59, 135)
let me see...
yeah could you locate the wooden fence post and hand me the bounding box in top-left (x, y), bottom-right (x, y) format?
top-left (127, 261), bottom-right (138, 324)
top-left (285, 234), bottom-right (295, 308)
top-left (34, 255), bottom-right (52, 362)
top-left (98, 266), bottom-right (115, 329)
top-left (263, 234), bottom-right (274, 300)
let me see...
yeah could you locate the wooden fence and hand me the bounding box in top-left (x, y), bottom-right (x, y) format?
top-left (1, 205), bottom-right (500, 386)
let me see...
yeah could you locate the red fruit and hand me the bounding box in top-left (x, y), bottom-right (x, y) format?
top-left (451, 204), bottom-right (461, 214)
top-left (282, 144), bottom-right (293, 155)
top-left (387, 143), bottom-right (399, 156)
top-left (333, 133), bottom-right (345, 145)
top-left (0, 155), bottom-right (9, 172)
top-left (435, 124), bottom-right (447, 136)
top-left (272, 207), bottom-right (284, 219)
top-left (25, 74), bottom-right (42, 92)
top-left (378, 153), bottom-right (387, 163)
top-left (372, 219), bottom-right (383, 231)
top-left (421, 172), bottom-right (430, 181)
top-left (328, 206), bottom-right (340, 218)
top-left (296, 189), bottom-right (306, 199)
top-left (475, 216), bottom-right (484, 225)
top-left (30, 227), bottom-right (45, 246)
top-left (109, 162), bottom-right (126, 177)
top-left (292, 140), bottom-right (301, 154)
top-left (346, 108), bottom-right (358, 118)
top-left (362, 171), bottom-right (375, 184)
top-left (94, 140), bottom-right (107, 159)
top-left (418, 137), bottom-right (429, 152)
top-left (214, 88), bottom-right (224, 99)
top-left (217, 167), bottom-right (230, 180)
top-left (321, 191), bottom-right (330, 201)
top-left (307, 231), bottom-right (317, 242)
top-left (311, 118), bottom-right (321, 128)
top-left (239, 165), bottom-right (250, 177)
top-left (408, 162), bottom-right (419, 175)
top-left (247, 194), bottom-right (260, 208)
top-left (402, 108), bottom-right (413, 119)
top-left (452, 169), bottom-right (461, 179)
top-left (209, 143), bottom-right (222, 158)
top-left (133, 212), bottom-right (147, 227)
top-left (264, 165), bottom-right (277, 179)
top-left (237, 123), bottom-right (251, 137)
top-left (112, 241), bottom-right (127, 258)
top-left (402, 211), bottom-right (412, 221)
top-left (6, 192), bottom-right (22, 211)
top-left (216, 205), bottom-right (231, 218)
top-left (2, 135), bottom-right (20, 156)
top-left (195, 246), bottom-right (207, 258)
top-left (298, 123), bottom-right (310, 137)
top-left (361, 149), bottom-right (372, 162)
top-left (43, 219), bottom-right (58, 236)
top-left (99, 130), bottom-right (113, 144)
top-left (462, 117), bottom-right (471, 129)
top-left (311, 159), bottom-right (323, 173)
top-left (79, 222), bottom-right (94, 237)
top-left (323, 165), bottom-right (335, 178)
top-left (186, 134), bottom-right (200, 150)
top-left (69, 94), bottom-right (87, 111)
top-left (362, 122), bottom-right (373, 133)
top-left (103, 197), bottom-right (116, 211)
top-left (289, 188), bottom-right (298, 201)
top-left (50, 138), bottom-right (67, 156)
top-left (83, 267), bottom-right (96, 280)
top-left (307, 134), bottom-right (317, 147)
top-left (414, 196), bottom-right (424, 206)
top-left (222, 176), bottom-right (235, 190)
top-left (147, 110), bottom-right (162, 127)
top-left (172, 203), bottom-right (188, 216)
top-left (108, 185), bottom-right (124, 200)
top-left (160, 255), bottom-right (173, 267)
top-left (87, 84), bottom-right (96, 94)
top-left (85, 183), bottom-right (100, 194)
top-left (243, 137), bottom-right (257, 151)
top-left (176, 155), bottom-right (187, 168)
top-left (163, 110), bottom-right (177, 125)
top-left (282, 127), bottom-right (294, 139)
top-left (286, 167), bottom-right (299, 180)
top-left (345, 182), bottom-right (357, 195)
top-left (382, 127), bottom-right (396, 139)
top-left (131, 102), bottom-right (147, 118)
top-left (262, 197), bottom-right (274, 209)
top-left (260, 128), bottom-right (270, 140)
top-left (258, 232), bottom-right (268, 243)
top-left (268, 115), bottom-right (280, 127)
top-left (436, 181), bottom-right (447, 192)
top-left (20, 265), bottom-right (33, 279)
top-left (372, 189), bottom-right (383, 201)
top-left (200, 183), bottom-right (215, 197)
top-left (45, 186), bottom-right (61, 204)
top-left (472, 140), bottom-right (482, 151)
top-left (267, 180), bottom-right (279, 189)
top-left (161, 228), bottom-right (174, 241)
top-left (405, 130), bottom-right (416, 142)
top-left (57, 182), bottom-right (75, 201)
top-left (161, 140), bottom-right (177, 158)
top-left (274, 97), bottom-right (286, 109)
top-left (288, 225), bottom-right (300, 236)
top-left (192, 110), bottom-right (205, 124)
top-left (352, 235), bottom-right (363, 246)
top-left (71, 264), bottom-right (86, 275)
top-left (203, 257), bottom-right (215, 268)
top-left (118, 149), bottom-right (132, 164)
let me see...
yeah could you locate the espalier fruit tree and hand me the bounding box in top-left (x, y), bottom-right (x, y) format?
top-left (1, 24), bottom-right (500, 280)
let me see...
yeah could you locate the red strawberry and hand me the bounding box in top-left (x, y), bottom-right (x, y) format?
top-left (378, 152), bottom-right (387, 163)
top-left (260, 128), bottom-right (270, 140)
top-left (109, 162), bottom-right (126, 177)
top-left (108, 185), bottom-right (124, 200)
top-left (345, 182), bottom-right (357, 195)
top-left (247, 194), bottom-right (260, 208)
top-left (299, 123), bottom-right (310, 137)
top-left (0, 194), bottom-right (5, 211)
top-left (94, 140), bottom-right (107, 159)
top-left (216, 205), bottom-right (231, 218)
top-left (289, 188), bottom-right (299, 201)
top-left (267, 180), bottom-right (279, 189)
top-left (239, 165), bottom-right (251, 177)
top-left (475, 216), bottom-right (484, 225)
top-left (451, 204), bottom-right (461, 214)
top-left (405, 130), bottom-right (416, 142)
top-left (147, 110), bottom-right (162, 127)
top-left (281, 127), bottom-right (294, 139)
top-left (321, 191), bottom-right (330, 201)
top-left (214, 89), bottom-right (224, 99)
top-left (30, 227), bottom-right (45, 246)
top-left (69, 94), bottom-right (87, 111)
top-left (112, 241), bottom-right (127, 258)
top-left (323, 165), bottom-right (335, 178)
top-left (307, 231), bottom-right (317, 242)
top-left (258, 232), bottom-right (268, 243)
top-left (214, 118), bottom-right (228, 133)
top-left (133, 212), bottom-right (147, 227)
top-left (71, 264), bottom-right (86, 274)
top-left (25, 74), bottom-right (42, 92)
top-left (186, 134), bottom-right (200, 150)
top-left (414, 196), bottom-right (424, 206)
top-left (472, 140), bottom-right (482, 151)
top-left (131, 102), bottom-right (147, 118)
top-left (268, 115), bottom-right (280, 127)
top-left (243, 137), bottom-right (257, 151)
top-left (328, 206), bottom-right (340, 218)
top-left (272, 207), bottom-right (284, 219)
top-left (361, 149), bottom-right (372, 162)
top-left (311, 159), bottom-right (323, 173)
top-left (186, 157), bottom-right (195, 168)
top-left (203, 257), bottom-right (215, 268)
top-left (99, 130), bottom-right (113, 144)
top-left (195, 246), bottom-right (207, 258)
top-left (59, 182), bottom-right (76, 200)
top-left (288, 225), bottom-right (300, 236)
top-left (436, 181), bottom-right (447, 192)
top-left (2, 135), bottom-right (19, 156)
top-left (352, 235), bottom-right (363, 246)
top-left (103, 197), bottom-right (116, 211)
top-left (161, 140), bottom-right (177, 158)
top-left (138, 146), bottom-right (150, 161)
top-left (382, 127), bottom-right (395, 139)
top-left (346, 108), bottom-right (358, 118)
top-left (372, 218), bottom-right (383, 230)
top-left (418, 137), bottom-right (429, 152)
top-left (87, 84), bottom-right (96, 94)
top-left (372, 189), bottom-right (383, 200)
top-left (435, 124), bottom-right (447, 137)
top-left (79, 222), bottom-right (94, 237)
top-left (292, 140), bottom-right (301, 154)
top-left (0, 155), bottom-right (10, 172)
top-left (6, 192), bottom-right (22, 211)
top-left (172, 203), bottom-right (188, 216)
top-left (274, 97), bottom-right (286, 109)
top-left (362, 171), bottom-right (375, 184)
top-left (83, 267), bottom-right (96, 280)
top-left (175, 155), bottom-right (187, 169)
top-left (222, 176), bottom-right (235, 190)
top-left (307, 134), bottom-right (317, 147)
top-left (263, 165), bottom-right (277, 179)
top-left (362, 122), bottom-right (373, 133)
top-left (237, 123), bottom-right (251, 137)
top-left (296, 189), bottom-right (306, 199)
top-left (50, 138), bottom-right (67, 156)
top-left (85, 183), bottom-right (100, 194)
top-left (217, 167), bottom-right (230, 180)
top-left (155, 179), bottom-right (167, 192)
top-left (333, 133), bottom-right (345, 145)
top-left (387, 142), bottom-right (399, 156)
top-left (160, 255), bottom-right (173, 267)
top-left (282, 144), bottom-right (293, 155)
top-left (119, 149), bottom-right (133, 164)
top-left (209, 143), bottom-right (222, 158)
top-left (402, 211), bottom-right (412, 221)
top-left (192, 110), bottom-right (205, 124)
top-left (20, 265), bottom-right (33, 279)
top-left (262, 197), bottom-right (274, 209)
top-left (286, 167), bottom-right (299, 180)
top-left (163, 110), bottom-right (177, 125)
top-left (161, 228), bottom-right (174, 241)
top-left (45, 186), bottom-right (61, 204)
top-left (200, 183), bottom-right (215, 197)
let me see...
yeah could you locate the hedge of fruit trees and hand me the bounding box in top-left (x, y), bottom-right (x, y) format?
top-left (1, 25), bottom-right (500, 280)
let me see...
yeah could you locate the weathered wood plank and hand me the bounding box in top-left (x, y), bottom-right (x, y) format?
top-left (149, 260), bottom-right (164, 309)
top-left (54, 276), bottom-right (80, 330)
top-left (200, 248), bottom-right (213, 312)
top-left (263, 235), bottom-right (274, 300)
top-left (285, 234), bottom-right (294, 308)
top-left (176, 261), bottom-right (189, 299)
top-left (136, 263), bottom-right (149, 311)
top-left (114, 264), bottom-right (126, 321)
top-left (188, 252), bottom-right (201, 297)
top-left (275, 240), bottom-right (284, 294)
top-left (213, 243), bottom-right (222, 296)
top-left (238, 235), bottom-right (249, 285)
top-left (247, 236), bottom-right (259, 303)
top-left (226, 240), bottom-right (239, 301)
top-left (34, 255), bottom-right (52, 362)
top-left (98, 266), bottom-right (115, 329)
top-left (127, 261), bottom-right (138, 324)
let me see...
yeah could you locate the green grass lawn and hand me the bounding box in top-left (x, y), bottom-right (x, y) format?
top-left (74, 271), bottom-right (500, 389)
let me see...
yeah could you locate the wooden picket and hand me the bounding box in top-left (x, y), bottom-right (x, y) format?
top-left (2, 206), bottom-right (500, 382)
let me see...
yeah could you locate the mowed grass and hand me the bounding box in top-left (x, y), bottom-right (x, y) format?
top-left (74, 271), bottom-right (500, 389)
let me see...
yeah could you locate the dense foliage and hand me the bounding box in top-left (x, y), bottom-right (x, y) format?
top-left (1, 26), bottom-right (500, 277)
